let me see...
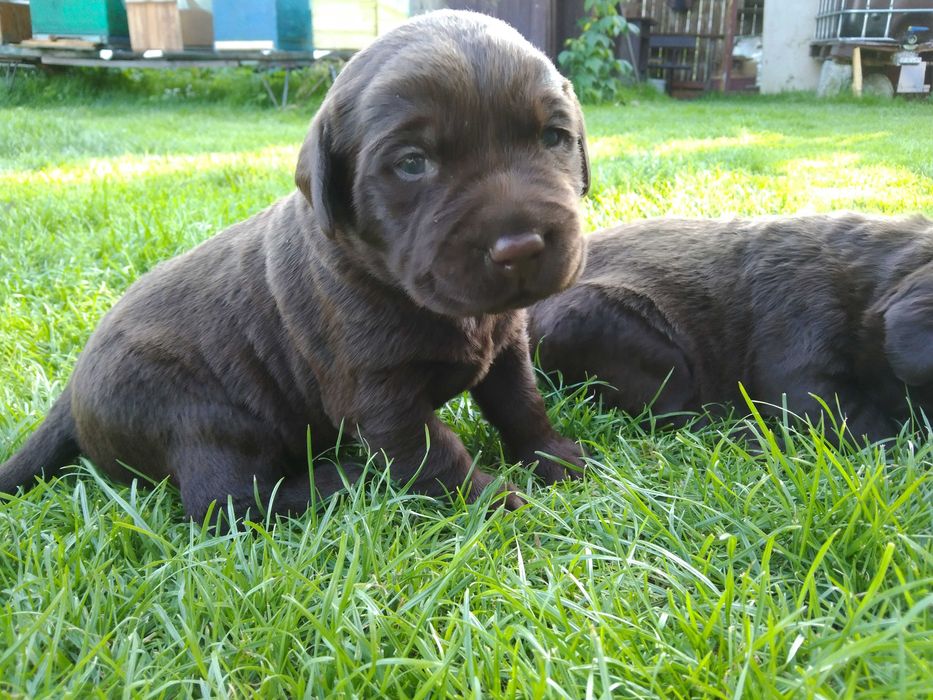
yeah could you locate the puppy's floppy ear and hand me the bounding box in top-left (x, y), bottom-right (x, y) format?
top-left (879, 263), bottom-right (933, 386)
top-left (295, 109), bottom-right (350, 238)
top-left (564, 80), bottom-right (590, 196)
top-left (577, 124), bottom-right (590, 197)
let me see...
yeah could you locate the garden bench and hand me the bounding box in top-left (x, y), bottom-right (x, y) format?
top-left (648, 33), bottom-right (697, 93)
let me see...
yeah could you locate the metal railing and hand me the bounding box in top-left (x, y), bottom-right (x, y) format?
top-left (814, 0), bottom-right (933, 43)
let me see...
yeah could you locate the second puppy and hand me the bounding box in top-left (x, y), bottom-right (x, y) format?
top-left (529, 213), bottom-right (933, 441)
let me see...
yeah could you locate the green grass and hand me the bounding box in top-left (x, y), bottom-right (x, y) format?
top-left (1, 73), bottom-right (932, 697)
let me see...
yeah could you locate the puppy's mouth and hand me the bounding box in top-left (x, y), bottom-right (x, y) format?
top-left (483, 240), bottom-right (586, 313)
top-left (411, 250), bottom-right (583, 317)
top-left (428, 288), bottom-right (544, 316)
top-left (485, 288), bottom-right (549, 314)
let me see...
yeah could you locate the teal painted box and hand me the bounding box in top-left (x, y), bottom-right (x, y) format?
top-left (30, 0), bottom-right (129, 44)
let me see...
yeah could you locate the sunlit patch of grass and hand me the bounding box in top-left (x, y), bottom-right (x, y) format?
top-left (583, 96), bottom-right (933, 223)
top-left (0, 78), bottom-right (931, 697)
top-left (1, 146), bottom-right (299, 188)
top-left (779, 158), bottom-right (932, 213)
top-left (651, 130), bottom-right (785, 157)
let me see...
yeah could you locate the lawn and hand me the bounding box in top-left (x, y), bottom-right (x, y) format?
top-left (1, 72), bottom-right (931, 698)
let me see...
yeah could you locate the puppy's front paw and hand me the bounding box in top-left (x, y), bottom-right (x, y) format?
top-left (516, 435), bottom-right (585, 484)
top-left (467, 469), bottom-right (526, 510)
top-left (500, 485), bottom-right (526, 511)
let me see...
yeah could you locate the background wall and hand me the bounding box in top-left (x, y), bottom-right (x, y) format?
top-left (759, 0), bottom-right (822, 93)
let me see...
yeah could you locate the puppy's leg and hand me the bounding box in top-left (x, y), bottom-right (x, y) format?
top-left (530, 286), bottom-right (697, 423)
top-left (168, 423), bottom-right (355, 524)
top-left (471, 336), bottom-right (585, 484)
top-left (754, 377), bottom-right (897, 444)
top-left (357, 407), bottom-right (524, 509)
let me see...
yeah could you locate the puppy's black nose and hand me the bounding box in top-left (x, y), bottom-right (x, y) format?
top-left (489, 233), bottom-right (545, 270)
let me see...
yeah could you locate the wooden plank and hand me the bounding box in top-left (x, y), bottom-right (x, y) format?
top-left (36, 52), bottom-right (320, 69)
top-left (21, 37), bottom-right (97, 49)
top-left (0, 2), bottom-right (32, 44)
top-left (651, 34), bottom-right (698, 49)
top-left (442, 0), bottom-right (559, 60)
top-left (179, 3), bottom-right (213, 48)
top-left (852, 45), bottom-right (863, 96)
top-left (0, 45), bottom-right (41, 64)
top-left (41, 55), bottom-right (239, 69)
top-left (127, 2), bottom-right (184, 52)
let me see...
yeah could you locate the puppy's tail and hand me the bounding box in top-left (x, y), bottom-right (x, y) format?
top-left (0, 384), bottom-right (80, 495)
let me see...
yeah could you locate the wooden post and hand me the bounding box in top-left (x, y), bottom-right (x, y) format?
top-left (721, 0), bottom-right (739, 91)
top-left (852, 45), bottom-right (863, 97)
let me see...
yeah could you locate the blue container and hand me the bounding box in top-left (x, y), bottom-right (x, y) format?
top-left (213, 0), bottom-right (312, 52)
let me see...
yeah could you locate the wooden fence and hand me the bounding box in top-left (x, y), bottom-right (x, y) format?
top-left (625, 0), bottom-right (763, 93)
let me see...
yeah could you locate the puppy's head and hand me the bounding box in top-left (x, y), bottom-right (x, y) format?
top-left (296, 10), bottom-right (588, 316)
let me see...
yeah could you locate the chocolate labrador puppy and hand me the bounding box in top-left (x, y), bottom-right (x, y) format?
top-left (529, 213), bottom-right (933, 441)
top-left (0, 10), bottom-right (589, 519)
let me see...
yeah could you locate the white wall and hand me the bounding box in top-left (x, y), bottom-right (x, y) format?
top-left (759, 0), bottom-right (823, 93)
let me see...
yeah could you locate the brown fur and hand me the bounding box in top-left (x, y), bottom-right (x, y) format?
top-left (1, 11), bottom-right (589, 520)
top-left (529, 214), bottom-right (933, 441)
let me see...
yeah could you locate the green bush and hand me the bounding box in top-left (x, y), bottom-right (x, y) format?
top-left (558, 0), bottom-right (634, 104)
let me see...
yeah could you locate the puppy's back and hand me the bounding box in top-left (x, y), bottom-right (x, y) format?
top-left (529, 213), bottom-right (933, 428)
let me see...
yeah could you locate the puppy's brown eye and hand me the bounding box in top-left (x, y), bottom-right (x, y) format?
top-left (395, 153), bottom-right (427, 179)
top-left (541, 127), bottom-right (567, 149)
